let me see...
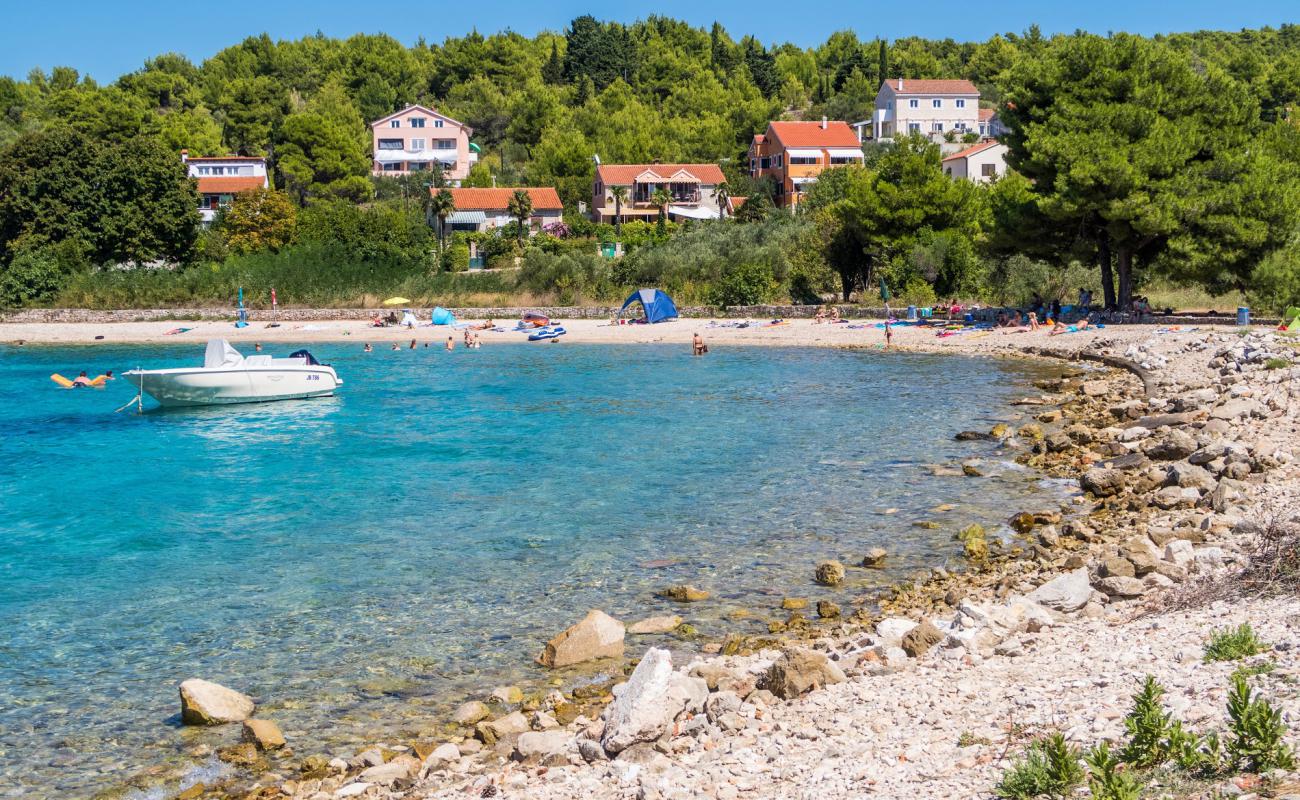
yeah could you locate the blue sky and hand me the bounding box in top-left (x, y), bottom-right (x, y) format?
top-left (2, 0), bottom-right (1295, 82)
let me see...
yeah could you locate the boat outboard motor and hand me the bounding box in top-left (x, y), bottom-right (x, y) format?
top-left (288, 349), bottom-right (321, 365)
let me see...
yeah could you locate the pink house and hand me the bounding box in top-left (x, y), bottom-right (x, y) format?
top-left (370, 105), bottom-right (478, 182)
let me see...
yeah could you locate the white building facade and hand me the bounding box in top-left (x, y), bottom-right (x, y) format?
top-left (182, 152), bottom-right (269, 224)
top-left (870, 79), bottom-right (982, 140)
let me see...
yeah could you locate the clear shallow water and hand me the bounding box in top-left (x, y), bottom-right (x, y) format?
top-left (0, 342), bottom-right (1063, 797)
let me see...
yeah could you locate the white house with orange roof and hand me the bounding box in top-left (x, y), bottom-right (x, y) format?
top-left (371, 105), bottom-right (478, 182)
top-left (869, 79), bottom-right (982, 140)
top-left (941, 141), bottom-right (1009, 184)
top-left (182, 151), bottom-right (269, 224)
top-left (749, 118), bottom-right (864, 208)
top-left (591, 163), bottom-right (728, 222)
top-left (434, 187), bottom-right (563, 234)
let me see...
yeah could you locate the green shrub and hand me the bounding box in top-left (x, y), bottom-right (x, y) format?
top-left (1230, 660), bottom-right (1277, 682)
top-left (1165, 720), bottom-right (1220, 774)
top-left (995, 733), bottom-right (1084, 799)
top-left (1265, 358), bottom-right (1291, 370)
top-left (444, 241), bottom-right (470, 273)
top-left (708, 260), bottom-right (776, 308)
top-left (1226, 674), bottom-right (1296, 772)
top-left (1085, 742), bottom-right (1142, 800)
top-left (1204, 624), bottom-right (1265, 663)
top-left (0, 247), bottom-right (69, 306)
top-left (1120, 676), bottom-right (1173, 768)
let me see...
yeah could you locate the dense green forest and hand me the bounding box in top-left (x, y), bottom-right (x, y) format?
top-left (2, 18), bottom-right (1300, 310)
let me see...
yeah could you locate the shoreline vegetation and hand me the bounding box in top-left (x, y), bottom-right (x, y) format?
top-left (25, 321), bottom-right (1293, 800)
top-left (4, 22), bottom-right (1300, 318)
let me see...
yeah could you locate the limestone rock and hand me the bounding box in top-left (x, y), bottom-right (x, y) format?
top-left (454, 700), bottom-right (490, 725)
top-left (657, 585), bottom-right (710, 602)
top-left (781, 597), bottom-right (809, 610)
top-left (601, 648), bottom-right (707, 754)
top-left (241, 718), bottom-right (285, 751)
top-left (1143, 429), bottom-right (1198, 460)
top-left (1096, 576), bottom-right (1146, 598)
top-left (1027, 568), bottom-right (1091, 613)
top-left (1101, 557), bottom-right (1135, 578)
top-left (861, 547), bottom-right (888, 567)
top-left (490, 685), bottom-right (523, 704)
top-left (422, 743), bottom-right (460, 768)
top-left (1081, 468), bottom-right (1125, 498)
top-left (760, 646), bottom-right (846, 699)
top-left (876, 617), bottom-right (918, 645)
top-left (816, 600), bottom-right (841, 619)
top-left (900, 619), bottom-right (944, 657)
top-left (476, 711), bottom-right (530, 744)
top-left (626, 615), bottom-right (683, 635)
top-left (814, 560), bottom-right (846, 586)
top-left (537, 610), bottom-right (625, 668)
top-left (1009, 512), bottom-right (1037, 534)
top-left (1210, 397), bottom-right (1265, 420)
top-left (358, 758), bottom-right (414, 786)
top-left (513, 731), bottom-right (572, 763)
top-left (179, 679), bottom-right (255, 726)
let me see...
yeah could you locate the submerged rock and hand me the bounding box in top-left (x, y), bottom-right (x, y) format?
top-left (241, 718), bottom-right (285, 751)
top-left (816, 600), bottom-right (841, 619)
top-left (861, 547), bottom-right (889, 567)
top-left (657, 585), bottom-right (710, 602)
top-left (626, 615), bottom-right (683, 635)
top-left (537, 610), bottom-right (625, 669)
top-left (179, 679), bottom-right (255, 726)
top-left (781, 597), bottom-right (809, 610)
top-left (814, 560), bottom-right (846, 586)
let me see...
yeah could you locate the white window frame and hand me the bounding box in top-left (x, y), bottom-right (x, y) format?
top-left (932, 122), bottom-right (944, 132)
top-left (435, 139), bottom-right (456, 150)
top-left (389, 120), bottom-right (400, 128)
top-left (410, 138), bottom-right (425, 151)
top-left (932, 99), bottom-right (942, 108)
top-left (908, 122), bottom-right (921, 133)
top-left (411, 118), bottom-right (425, 128)
top-left (434, 119), bottom-right (444, 128)
top-left (908, 99), bottom-right (919, 109)
top-left (955, 99), bottom-right (966, 109)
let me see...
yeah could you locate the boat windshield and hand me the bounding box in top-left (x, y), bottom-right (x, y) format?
top-left (288, 349), bottom-right (320, 365)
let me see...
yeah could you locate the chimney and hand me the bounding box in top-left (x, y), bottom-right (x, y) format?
top-left (180, 149), bottom-right (188, 163)
top-left (821, 116), bottom-right (827, 129)
top-left (898, 78), bottom-right (903, 91)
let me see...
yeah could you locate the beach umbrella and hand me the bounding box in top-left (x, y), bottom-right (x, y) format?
top-left (879, 278), bottom-right (891, 302)
top-left (382, 297), bottom-right (411, 306)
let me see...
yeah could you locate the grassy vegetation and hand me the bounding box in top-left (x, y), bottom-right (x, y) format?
top-left (1203, 624), bottom-right (1266, 663)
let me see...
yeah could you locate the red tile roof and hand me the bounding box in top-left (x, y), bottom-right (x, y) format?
top-left (196, 176), bottom-right (267, 194)
top-left (727, 196), bottom-right (748, 213)
top-left (978, 108), bottom-right (996, 122)
top-left (766, 121), bottom-right (861, 148)
top-left (884, 79), bottom-right (980, 96)
top-left (595, 163), bottom-right (726, 185)
top-left (942, 141), bottom-right (1004, 162)
top-left (435, 187), bottom-right (563, 211)
top-left (186, 156), bottom-right (267, 162)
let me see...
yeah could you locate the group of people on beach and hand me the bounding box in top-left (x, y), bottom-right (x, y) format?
top-left (362, 334), bottom-right (479, 353)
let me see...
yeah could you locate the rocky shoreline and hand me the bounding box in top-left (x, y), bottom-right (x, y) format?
top-left (132, 327), bottom-right (1299, 800)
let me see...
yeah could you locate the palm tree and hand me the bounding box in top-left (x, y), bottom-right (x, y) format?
top-left (426, 189), bottom-right (456, 253)
top-left (507, 189), bottom-right (534, 248)
top-left (651, 187), bottom-right (671, 230)
top-left (608, 185), bottom-right (628, 239)
top-left (712, 181), bottom-right (732, 219)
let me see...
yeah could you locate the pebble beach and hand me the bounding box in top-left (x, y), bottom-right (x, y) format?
top-left (4, 316), bottom-right (1299, 800)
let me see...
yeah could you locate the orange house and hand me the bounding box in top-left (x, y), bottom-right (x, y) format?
top-left (748, 119), bottom-right (864, 209)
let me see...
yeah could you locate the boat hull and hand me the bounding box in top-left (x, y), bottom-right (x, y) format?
top-left (125, 367), bottom-right (342, 408)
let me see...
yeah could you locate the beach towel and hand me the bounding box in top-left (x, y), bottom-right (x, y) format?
top-left (164, 327), bottom-right (192, 335)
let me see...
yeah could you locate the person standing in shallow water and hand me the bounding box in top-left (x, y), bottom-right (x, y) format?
top-left (884, 319), bottom-right (892, 349)
top-left (446, 336), bottom-right (455, 352)
top-left (692, 333), bottom-right (707, 356)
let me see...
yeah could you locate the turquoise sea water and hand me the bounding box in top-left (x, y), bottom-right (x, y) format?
top-left (0, 341), bottom-right (1065, 797)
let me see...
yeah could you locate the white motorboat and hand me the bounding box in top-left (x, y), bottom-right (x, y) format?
top-left (124, 340), bottom-right (343, 407)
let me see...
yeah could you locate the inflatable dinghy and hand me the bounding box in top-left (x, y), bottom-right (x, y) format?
top-left (528, 326), bottom-right (566, 341)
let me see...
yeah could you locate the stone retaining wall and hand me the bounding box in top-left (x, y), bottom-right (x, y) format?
top-left (0, 305), bottom-right (1277, 326)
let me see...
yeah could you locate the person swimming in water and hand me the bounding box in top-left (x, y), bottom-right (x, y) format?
top-left (71, 371), bottom-right (92, 387)
top-left (364, 343), bottom-right (373, 352)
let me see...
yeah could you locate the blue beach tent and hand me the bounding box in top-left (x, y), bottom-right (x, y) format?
top-left (621, 288), bottom-right (679, 323)
top-left (431, 306), bottom-right (456, 325)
